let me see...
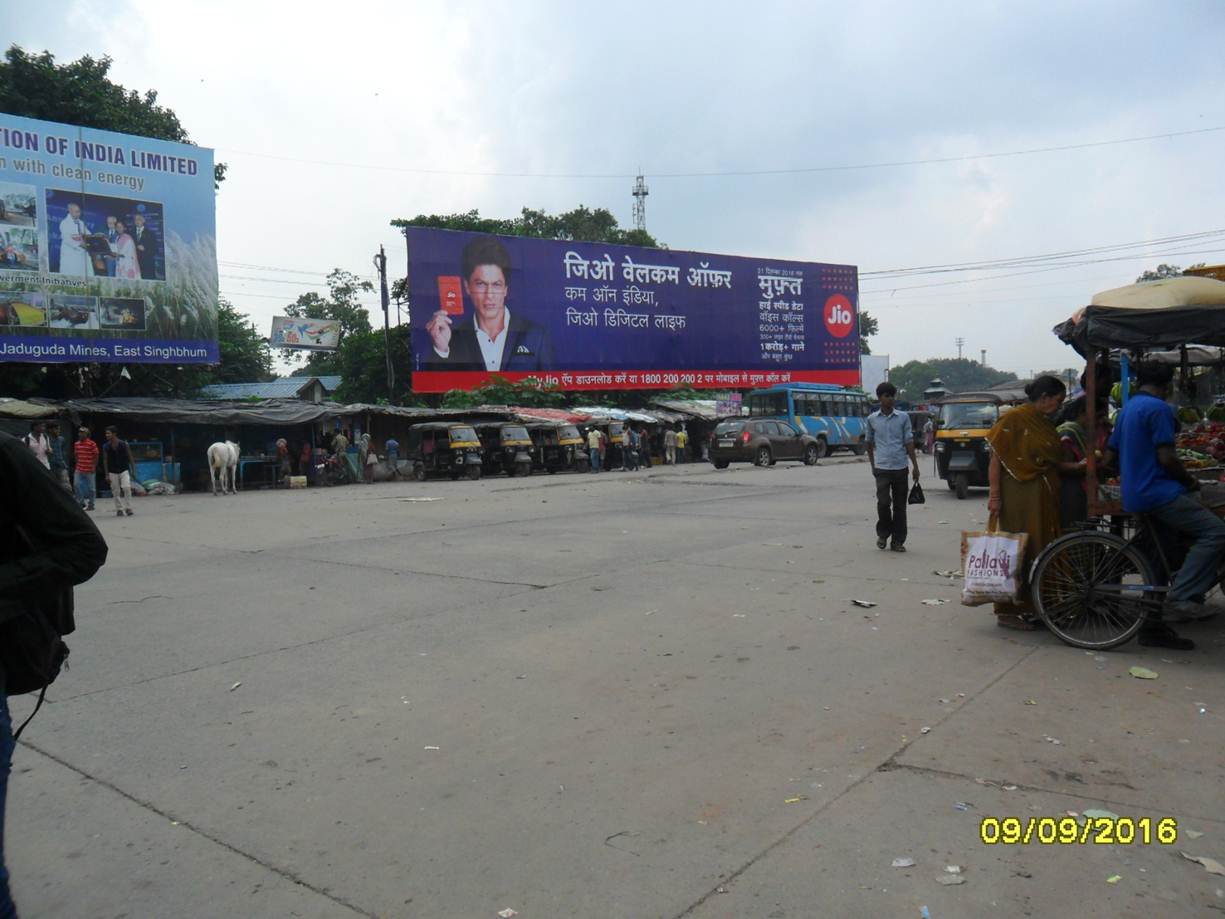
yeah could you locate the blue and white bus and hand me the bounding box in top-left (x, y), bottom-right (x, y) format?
top-left (744, 383), bottom-right (870, 457)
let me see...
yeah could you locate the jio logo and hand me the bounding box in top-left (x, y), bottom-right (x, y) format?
top-left (823, 294), bottom-right (855, 338)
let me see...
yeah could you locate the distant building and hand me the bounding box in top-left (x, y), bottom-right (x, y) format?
top-left (198, 376), bottom-right (342, 403)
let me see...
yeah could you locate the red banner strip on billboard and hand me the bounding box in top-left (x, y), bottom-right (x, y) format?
top-left (412, 369), bottom-right (861, 393)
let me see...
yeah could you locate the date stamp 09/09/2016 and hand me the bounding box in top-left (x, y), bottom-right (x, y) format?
top-left (980, 816), bottom-right (1178, 846)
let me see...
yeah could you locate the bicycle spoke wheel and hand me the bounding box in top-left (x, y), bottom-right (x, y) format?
top-left (1032, 531), bottom-right (1160, 650)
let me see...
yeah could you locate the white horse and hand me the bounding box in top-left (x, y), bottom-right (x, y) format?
top-left (207, 441), bottom-right (240, 495)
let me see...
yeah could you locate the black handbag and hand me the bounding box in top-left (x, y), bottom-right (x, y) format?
top-left (907, 481), bottom-right (926, 505)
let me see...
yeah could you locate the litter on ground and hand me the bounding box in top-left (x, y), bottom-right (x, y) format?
top-left (892, 857), bottom-right (916, 868)
top-left (1181, 853), bottom-right (1225, 876)
top-left (851, 599), bottom-right (878, 608)
top-left (1129, 666), bottom-right (1159, 680)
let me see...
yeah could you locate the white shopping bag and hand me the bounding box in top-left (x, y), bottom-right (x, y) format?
top-left (960, 525), bottom-right (1028, 607)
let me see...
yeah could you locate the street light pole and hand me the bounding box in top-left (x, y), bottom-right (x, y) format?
top-left (374, 245), bottom-right (394, 401)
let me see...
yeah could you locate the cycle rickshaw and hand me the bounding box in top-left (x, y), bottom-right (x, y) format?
top-left (1031, 275), bottom-right (1225, 649)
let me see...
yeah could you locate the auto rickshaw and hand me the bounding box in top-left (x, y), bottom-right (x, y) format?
top-left (527, 422), bottom-right (590, 473)
top-left (405, 422), bottom-right (484, 480)
top-left (474, 422), bottom-right (535, 477)
top-left (933, 393), bottom-right (1009, 499)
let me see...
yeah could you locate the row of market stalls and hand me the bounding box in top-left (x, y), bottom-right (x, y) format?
top-left (0, 395), bottom-right (727, 492)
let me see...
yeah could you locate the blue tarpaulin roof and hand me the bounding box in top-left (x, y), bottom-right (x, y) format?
top-left (198, 376), bottom-right (342, 400)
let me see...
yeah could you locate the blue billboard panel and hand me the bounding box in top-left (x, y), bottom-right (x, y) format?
top-left (0, 114), bottom-right (218, 363)
top-left (406, 227), bottom-right (859, 392)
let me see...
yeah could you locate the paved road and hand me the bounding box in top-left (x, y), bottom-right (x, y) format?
top-left (8, 457), bottom-right (1224, 918)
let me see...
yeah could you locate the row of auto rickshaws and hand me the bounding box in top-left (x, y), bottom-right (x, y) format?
top-left (404, 419), bottom-right (634, 481)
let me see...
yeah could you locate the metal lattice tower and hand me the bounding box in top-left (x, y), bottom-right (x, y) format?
top-left (632, 173), bottom-right (649, 232)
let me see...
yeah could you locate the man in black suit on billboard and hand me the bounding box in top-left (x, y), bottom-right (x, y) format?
top-left (423, 236), bottom-right (553, 372)
top-left (131, 213), bottom-right (160, 280)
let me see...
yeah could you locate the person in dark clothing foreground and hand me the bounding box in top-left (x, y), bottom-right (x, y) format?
top-left (0, 432), bottom-right (108, 917)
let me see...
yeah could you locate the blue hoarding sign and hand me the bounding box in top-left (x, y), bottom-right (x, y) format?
top-left (406, 227), bottom-right (859, 392)
top-left (0, 114), bottom-right (218, 363)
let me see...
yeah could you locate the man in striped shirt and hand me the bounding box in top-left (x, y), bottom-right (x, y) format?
top-left (73, 427), bottom-right (99, 511)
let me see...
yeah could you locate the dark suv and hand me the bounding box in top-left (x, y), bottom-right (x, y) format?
top-left (710, 419), bottom-right (820, 468)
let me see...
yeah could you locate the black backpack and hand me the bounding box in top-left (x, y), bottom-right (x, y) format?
top-left (0, 522), bottom-right (74, 740)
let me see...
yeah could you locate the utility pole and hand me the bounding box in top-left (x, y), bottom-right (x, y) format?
top-left (632, 173), bottom-right (649, 232)
top-left (374, 245), bottom-right (394, 401)
top-left (955, 337), bottom-right (965, 360)
top-left (980, 348), bottom-right (987, 366)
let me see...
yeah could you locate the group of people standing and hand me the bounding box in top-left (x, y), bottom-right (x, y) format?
top-left (584, 425), bottom-right (689, 473)
top-left (56, 203), bottom-right (159, 279)
top-left (985, 365), bottom-right (1224, 649)
top-left (21, 422), bottom-right (135, 517)
top-left (866, 369), bottom-right (1224, 651)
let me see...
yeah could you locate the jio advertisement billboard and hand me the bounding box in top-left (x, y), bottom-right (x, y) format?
top-left (406, 227), bottom-right (860, 392)
top-left (0, 113), bottom-right (218, 364)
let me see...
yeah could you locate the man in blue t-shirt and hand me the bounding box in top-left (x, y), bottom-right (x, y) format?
top-left (1105, 362), bottom-right (1225, 645)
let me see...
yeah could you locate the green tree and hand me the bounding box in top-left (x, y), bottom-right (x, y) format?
top-left (0, 45), bottom-right (227, 187)
top-left (859, 311), bottom-right (879, 355)
top-left (1135, 262), bottom-right (1205, 283)
top-left (392, 206), bottom-right (660, 248)
top-left (888, 358), bottom-right (1017, 404)
top-left (440, 375), bottom-right (568, 409)
top-left (282, 269), bottom-right (375, 376)
top-left (325, 326), bottom-right (414, 404)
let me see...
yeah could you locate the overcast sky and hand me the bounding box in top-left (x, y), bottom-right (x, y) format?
top-left (13, 0), bottom-right (1225, 376)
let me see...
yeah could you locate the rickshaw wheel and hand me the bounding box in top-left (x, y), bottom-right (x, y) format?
top-left (467, 465), bottom-right (481, 480)
top-left (954, 474), bottom-right (969, 500)
top-left (413, 464), bottom-right (427, 482)
top-left (449, 468), bottom-right (460, 480)
top-left (1032, 531), bottom-right (1157, 650)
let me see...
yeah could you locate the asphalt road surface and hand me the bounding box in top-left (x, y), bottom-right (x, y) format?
top-left (8, 456), bottom-right (1225, 918)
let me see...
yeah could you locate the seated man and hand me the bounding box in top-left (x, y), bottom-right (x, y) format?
top-left (1104, 362), bottom-right (1225, 649)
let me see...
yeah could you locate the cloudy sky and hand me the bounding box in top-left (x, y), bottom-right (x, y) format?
top-left (13, 0), bottom-right (1225, 376)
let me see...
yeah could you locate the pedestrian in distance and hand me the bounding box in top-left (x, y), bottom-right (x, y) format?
top-left (865, 381), bottom-right (920, 553)
top-left (676, 426), bottom-right (688, 464)
top-left (73, 427), bottom-right (99, 511)
top-left (586, 427), bottom-right (602, 472)
top-left (385, 436), bottom-right (401, 479)
top-left (0, 430), bottom-right (109, 919)
top-left (21, 422), bottom-right (50, 470)
top-left (664, 427), bottom-right (677, 465)
top-left (102, 426), bottom-right (134, 517)
top-left (46, 422), bottom-right (71, 493)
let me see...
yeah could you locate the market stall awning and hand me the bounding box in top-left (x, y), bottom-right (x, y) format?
top-left (1055, 277), bottom-right (1225, 354)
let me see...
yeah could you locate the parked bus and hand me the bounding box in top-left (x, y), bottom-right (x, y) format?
top-left (743, 383), bottom-right (870, 457)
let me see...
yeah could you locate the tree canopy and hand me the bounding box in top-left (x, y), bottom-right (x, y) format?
top-left (0, 45), bottom-right (227, 187)
top-left (283, 269), bottom-right (375, 377)
top-left (888, 358), bottom-right (1017, 404)
top-left (1135, 263), bottom-right (1205, 283)
top-left (392, 206), bottom-right (660, 248)
top-left (859, 311), bottom-right (878, 355)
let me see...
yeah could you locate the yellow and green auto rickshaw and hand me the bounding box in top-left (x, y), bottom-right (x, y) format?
top-left (933, 393), bottom-right (1010, 499)
top-left (406, 422), bottom-right (484, 481)
top-left (527, 422), bottom-right (590, 473)
top-left (474, 422), bottom-right (535, 477)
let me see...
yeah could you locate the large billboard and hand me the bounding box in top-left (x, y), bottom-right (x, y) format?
top-left (0, 114), bottom-right (218, 364)
top-left (406, 228), bottom-right (859, 392)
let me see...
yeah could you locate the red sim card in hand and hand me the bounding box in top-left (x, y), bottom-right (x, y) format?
top-left (437, 276), bottom-right (464, 315)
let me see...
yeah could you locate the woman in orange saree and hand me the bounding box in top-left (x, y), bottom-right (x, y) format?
top-left (985, 376), bottom-right (1085, 629)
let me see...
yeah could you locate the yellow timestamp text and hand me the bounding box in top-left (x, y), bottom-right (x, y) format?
top-left (979, 816), bottom-right (1177, 846)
